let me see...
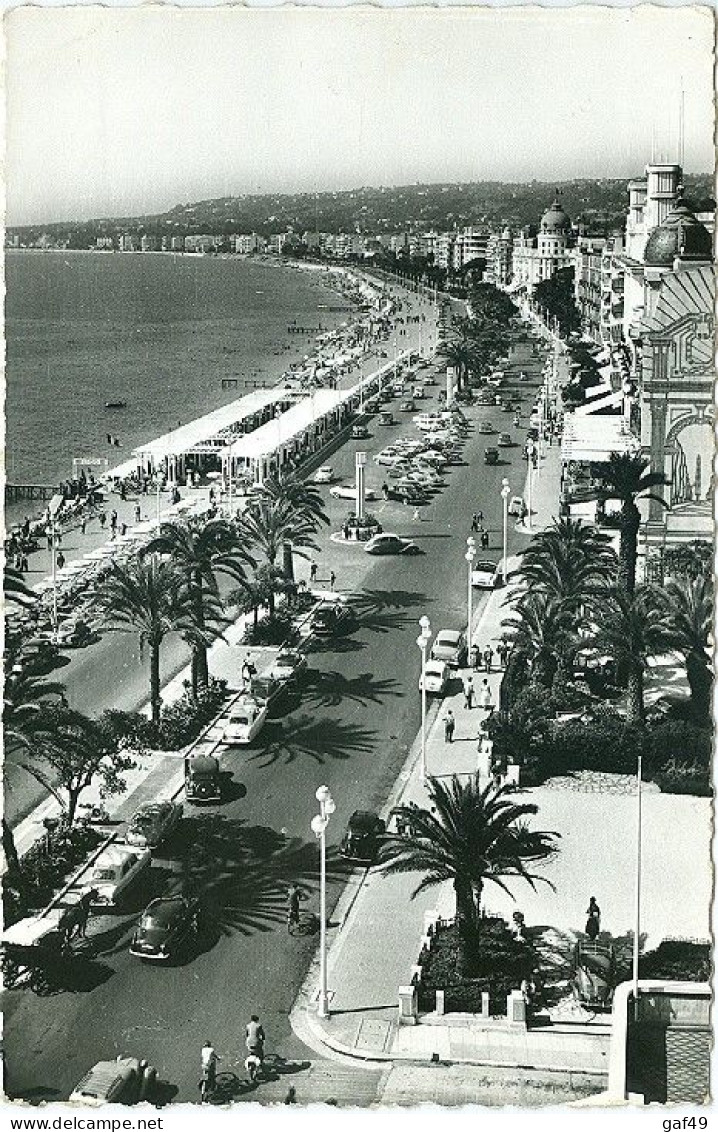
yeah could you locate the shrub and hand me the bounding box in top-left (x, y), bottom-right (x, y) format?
top-left (647, 757), bottom-right (712, 798)
top-left (153, 677), bottom-right (228, 751)
top-left (243, 609), bottom-right (299, 647)
top-left (639, 939), bottom-right (711, 983)
top-left (4, 824), bottom-right (103, 927)
top-left (419, 918), bottom-right (533, 1016)
top-left (646, 720), bottom-right (712, 770)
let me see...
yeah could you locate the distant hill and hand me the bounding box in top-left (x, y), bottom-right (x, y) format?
top-left (9, 174), bottom-right (714, 247)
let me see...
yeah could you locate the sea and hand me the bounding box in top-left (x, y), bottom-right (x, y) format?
top-left (4, 251), bottom-right (351, 524)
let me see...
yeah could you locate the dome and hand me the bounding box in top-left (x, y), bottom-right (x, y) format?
top-left (540, 197), bottom-right (572, 235)
top-left (643, 200), bottom-right (713, 267)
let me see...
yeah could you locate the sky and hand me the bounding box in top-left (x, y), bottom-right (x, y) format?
top-left (5, 4), bottom-right (715, 226)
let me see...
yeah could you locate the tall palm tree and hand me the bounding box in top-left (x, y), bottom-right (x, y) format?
top-left (592, 454), bottom-right (668, 595)
top-left (437, 341), bottom-right (472, 388)
top-left (661, 575), bottom-right (713, 721)
top-left (92, 555), bottom-right (196, 727)
top-left (253, 473), bottom-right (329, 579)
top-left (4, 565), bottom-right (36, 607)
top-left (240, 499), bottom-right (318, 610)
top-left (380, 777), bottom-right (558, 974)
top-left (145, 517), bottom-right (253, 694)
top-left (586, 586), bottom-right (674, 726)
top-left (513, 518), bottom-right (616, 611)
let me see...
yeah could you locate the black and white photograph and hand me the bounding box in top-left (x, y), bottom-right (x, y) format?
top-left (2, 3), bottom-right (714, 1123)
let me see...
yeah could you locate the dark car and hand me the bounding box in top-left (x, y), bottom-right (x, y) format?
top-left (571, 941), bottom-right (616, 1010)
top-left (184, 755), bottom-right (221, 804)
top-left (484, 447), bottom-right (500, 465)
top-left (340, 811), bottom-right (386, 863)
top-left (311, 602), bottom-right (354, 637)
top-left (129, 895), bottom-right (200, 962)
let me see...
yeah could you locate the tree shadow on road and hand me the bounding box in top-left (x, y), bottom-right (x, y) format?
top-left (173, 814), bottom-right (350, 940)
top-left (302, 669), bottom-right (402, 710)
top-left (247, 714), bottom-right (378, 768)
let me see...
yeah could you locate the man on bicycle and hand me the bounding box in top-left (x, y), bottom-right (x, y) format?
top-left (200, 1041), bottom-right (220, 1101)
top-left (245, 1015), bottom-right (266, 1063)
top-left (287, 884), bottom-right (303, 932)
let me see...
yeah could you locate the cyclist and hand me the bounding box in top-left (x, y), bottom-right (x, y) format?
top-left (245, 1015), bottom-right (266, 1066)
top-left (287, 884), bottom-right (303, 933)
top-left (199, 1040), bottom-right (220, 1103)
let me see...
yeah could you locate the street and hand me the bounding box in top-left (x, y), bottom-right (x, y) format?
top-left (4, 335), bottom-right (547, 1104)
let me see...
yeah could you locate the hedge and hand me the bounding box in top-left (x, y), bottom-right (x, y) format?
top-left (418, 917), bottom-right (533, 1016)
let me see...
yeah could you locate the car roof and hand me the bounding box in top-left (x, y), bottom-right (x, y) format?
top-left (73, 1061), bottom-right (135, 1099)
top-left (133, 801), bottom-right (171, 819)
top-left (188, 755), bottom-right (219, 772)
top-left (436, 629), bottom-right (462, 643)
top-left (425, 659), bottom-right (447, 671)
top-left (94, 845), bottom-right (143, 866)
top-left (474, 560), bottom-right (498, 572)
top-left (142, 895), bottom-right (187, 924)
top-left (348, 810), bottom-right (380, 828)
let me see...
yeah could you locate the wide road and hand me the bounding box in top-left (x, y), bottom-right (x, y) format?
top-left (5, 282), bottom-right (438, 826)
top-left (4, 338), bottom-right (548, 1104)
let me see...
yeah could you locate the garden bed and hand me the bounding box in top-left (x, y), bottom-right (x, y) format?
top-left (417, 917), bottom-right (533, 1016)
top-left (3, 824), bottom-right (104, 929)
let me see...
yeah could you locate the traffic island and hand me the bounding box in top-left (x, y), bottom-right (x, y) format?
top-left (330, 512), bottom-right (382, 544)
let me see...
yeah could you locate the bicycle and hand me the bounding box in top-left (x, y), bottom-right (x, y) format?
top-left (199, 1070), bottom-right (216, 1104)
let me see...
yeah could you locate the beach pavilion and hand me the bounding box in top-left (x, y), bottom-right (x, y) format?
top-left (119, 388), bottom-right (296, 485)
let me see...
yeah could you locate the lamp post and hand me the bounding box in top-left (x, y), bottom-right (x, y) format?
top-left (526, 446), bottom-right (534, 530)
top-left (48, 493), bottom-right (64, 643)
top-left (310, 785), bottom-right (336, 1019)
top-left (632, 755), bottom-right (643, 1004)
top-left (417, 616), bottom-right (431, 782)
top-left (465, 537), bottom-right (477, 642)
top-left (501, 478), bottom-right (511, 586)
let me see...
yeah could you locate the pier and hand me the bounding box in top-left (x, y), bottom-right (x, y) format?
top-left (5, 484), bottom-right (55, 504)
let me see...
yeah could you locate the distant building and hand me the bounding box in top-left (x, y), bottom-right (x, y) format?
top-left (511, 196), bottom-right (574, 291)
top-left (140, 234), bottom-right (158, 252)
top-left (95, 236), bottom-right (115, 251)
top-left (170, 236), bottom-right (185, 252)
top-left (235, 233), bottom-right (263, 254)
top-left (572, 235), bottom-right (606, 344)
top-left (434, 232), bottom-right (455, 270)
top-left (119, 233), bottom-right (138, 252)
top-left (452, 227), bottom-right (489, 273)
top-left (184, 234), bottom-right (216, 253)
top-left (484, 227), bottom-right (513, 287)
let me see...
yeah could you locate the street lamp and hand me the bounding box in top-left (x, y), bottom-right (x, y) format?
top-left (48, 493), bottom-right (64, 643)
top-left (416, 616), bottom-right (431, 782)
top-left (465, 537), bottom-right (477, 642)
top-left (310, 785), bottom-right (336, 1019)
top-left (526, 445), bottom-right (534, 531)
top-left (500, 478), bottom-right (511, 586)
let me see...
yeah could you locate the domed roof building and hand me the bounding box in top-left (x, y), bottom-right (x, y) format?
top-left (511, 193), bottom-right (574, 292)
top-left (540, 199), bottom-right (572, 236)
top-left (643, 200), bottom-right (713, 267)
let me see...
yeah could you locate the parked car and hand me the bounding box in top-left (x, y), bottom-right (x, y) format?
top-left (223, 697), bottom-right (268, 745)
top-left (53, 618), bottom-right (96, 649)
top-left (400, 399), bottom-right (416, 412)
top-left (508, 495), bottom-right (525, 517)
top-left (249, 674), bottom-right (286, 711)
top-left (419, 659), bottom-right (450, 696)
top-left (311, 602), bottom-right (354, 636)
top-left (313, 465), bottom-right (334, 484)
top-left (70, 1057), bottom-right (157, 1105)
top-left (572, 941), bottom-right (616, 1010)
top-left (422, 376), bottom-right (437, 386)
top-left (330, 483), bottom-right (378, 501)
top-left (379, 411), bottom-right (396, 426)
top-left (390, 485), bottom-right (429, 506)
top-left (125, 801), bottom-right (182, 849)
top-left (478, 420), bottom-right (495, 434)
top-left (497, 433), bottom-right (513, 448)
top-left (364, 533), bottom-right (421, 556)
top-left (350, 424), bottom-right (370, 440)
top-left (484, 448), bottom-right (500, 465)
top-left (265, 648), bottom-right (307, 685)
top-left (87, 845), bottom-right (152, 906)
top-left (184, 754), bottom-right (221, 804)
top-left (340, 810), bottom-right (386, 862)
top-left (471, 560), bottom-right (502, 589)
top-left (430, 629), bottom-right (468, 669)
top-left (130, 895), bottom-right (200, 962)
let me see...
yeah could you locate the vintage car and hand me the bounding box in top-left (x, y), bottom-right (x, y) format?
top-left (340, 811), bottom-right (386, 863)
top-left (87, 845), bottom-right (152, 906)
top-left (184, 754), bottom-right (221, 804)
top-left (70, 1056), bottom-right (158, 1105)
top-left (125, 801), bottom-right (182, 850)
top-left (130, 895), bottom-right (200, 962)
top-left (223, 697), bottom-right (268, 745)
top-left (572, 941), bottom-right (617, 1011)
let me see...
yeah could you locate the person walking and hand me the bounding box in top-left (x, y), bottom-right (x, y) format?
top-left (444, 708), bottom-right (455, 744)
top-left (472, 643), bottom-right (481, 671)
top-left (329, 570), bottom-right (336, 591)
top-left (99, 511), bottom-right (107, 530)
top-left (135, 503), bottom-right (142, 524)
top-left (464, 676), bottom-right (474, 710)
top-left (56, 550), bottom-right (66, 571)
top-left (481, 529), bottom-right (490, 550)
top-left (471, 513), bottom-right (479, 533)
top-left (483, 646), bottom-right (494, 673)
top-left (287, 884), bottom-right (303, 933)
top-left (476, 509), bottom-right (484, 525)
top-left (309, 561), bottom-right (318, 584)
top-left (479, 679), bottom-right (493, 711)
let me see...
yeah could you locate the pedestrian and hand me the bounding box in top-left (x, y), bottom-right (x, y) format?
top-left (329, 570), bottom-right (336, 591)
top-left (481, 530), bottom-right (489, 550)
top-left (309, 561), bottom-right (318, 584)
top-left (464, 676), bottom-right (474, 710)
top-left (585, 897), bottom-right (601, 940)
top-left (46, 527), bottom-right (53, 551)
top-left (476, 510), bottom-right (484, 525)
top-left (80, 516), bottom-right (87, 535)
top-left (484, 646), bottom-right (493, 673)
top-left (472, 643), bottom-right (481, 671)
top-left (479, 679), bottom-right (493, 711)
top-left (56, 550), bottom-right (66, 571)
top-left (245, 1015), bottom-right (266, 1062)
top-left (120, 522), bottom-right (128, 537)
top-left (382, 482), bottom-right (389, 499)
top-left (99, 511), bottom-right (107, 530)
top-left (135, 504), bottom-right (142, 524)
top-left (471, 513), bottom-right (479, 533)
top-left (20, 552), bottom-right (29, 573)
top-left (110, 508), bottom-right (118, 532)
top-left (444, 709), bottom-right (455, 744)
top-left (120, 483), bottom-right (126, 502)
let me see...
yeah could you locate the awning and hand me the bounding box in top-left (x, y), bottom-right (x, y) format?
top-left (561, 414), bottom-right (640, 463)
top-left (584, 382), bottom-right (613, 400)
top-left (133, 388), bottom-right (291, 461)
top-left (574, 390), bottom-right (623, 416)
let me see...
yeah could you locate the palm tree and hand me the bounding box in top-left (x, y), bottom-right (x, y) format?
top-left (380, 777), bottom-right (558, 974)
top-left (240, 499), bottom-right (318, 611)
top-left (4, 565), bottom-right (36, 607)
top-left (513, 518), bottom-right (616, 610)
top-left (437, 341), bottom-right (472, 388)
top-left (586, 586), bottom-right (674, 726)
top-left (502, 591), bottom-right (575, 689)
top-left (92, 555), bottom-right (196, 727)
top-left (661, 575), bottom-right (713, 720)
top-left (253, 473), bottom-right (329, 580)
top-left (592, 454), bottom-right (668, 595)
top-left (145, 517), bottom-right (253, 694)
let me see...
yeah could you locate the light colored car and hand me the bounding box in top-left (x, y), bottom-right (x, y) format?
top-left (478, 420), bottom-right (495, 434)
top-left (223, 697), bottom-right (268, 745)
top-left (498, 433), bottom-right (513, 447)
top-left (471, 560), bottom-right (502, 589)
top-left (509, 495), bottom-right (525, 517)
top-left (430, 629), bottom-right (468, 669)
top-left (350, 423), bottom-right (370, 440)
top-left (265, 648), bottom-right (307, 685)
top-left (87, 845), bottom-right (152, 905)
top-left (330, 484), bottom-right (378, 501)
top-left (70, 1057), bottom-right (157, 1105)
top-left (364, 533), bottom-right (421, 556)
top-left (125, 801), bottom-right (182, 849)
top-left (419, 659), bottom-right (450, 696)
top-left (313, 465), bottom-right (334, 484)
